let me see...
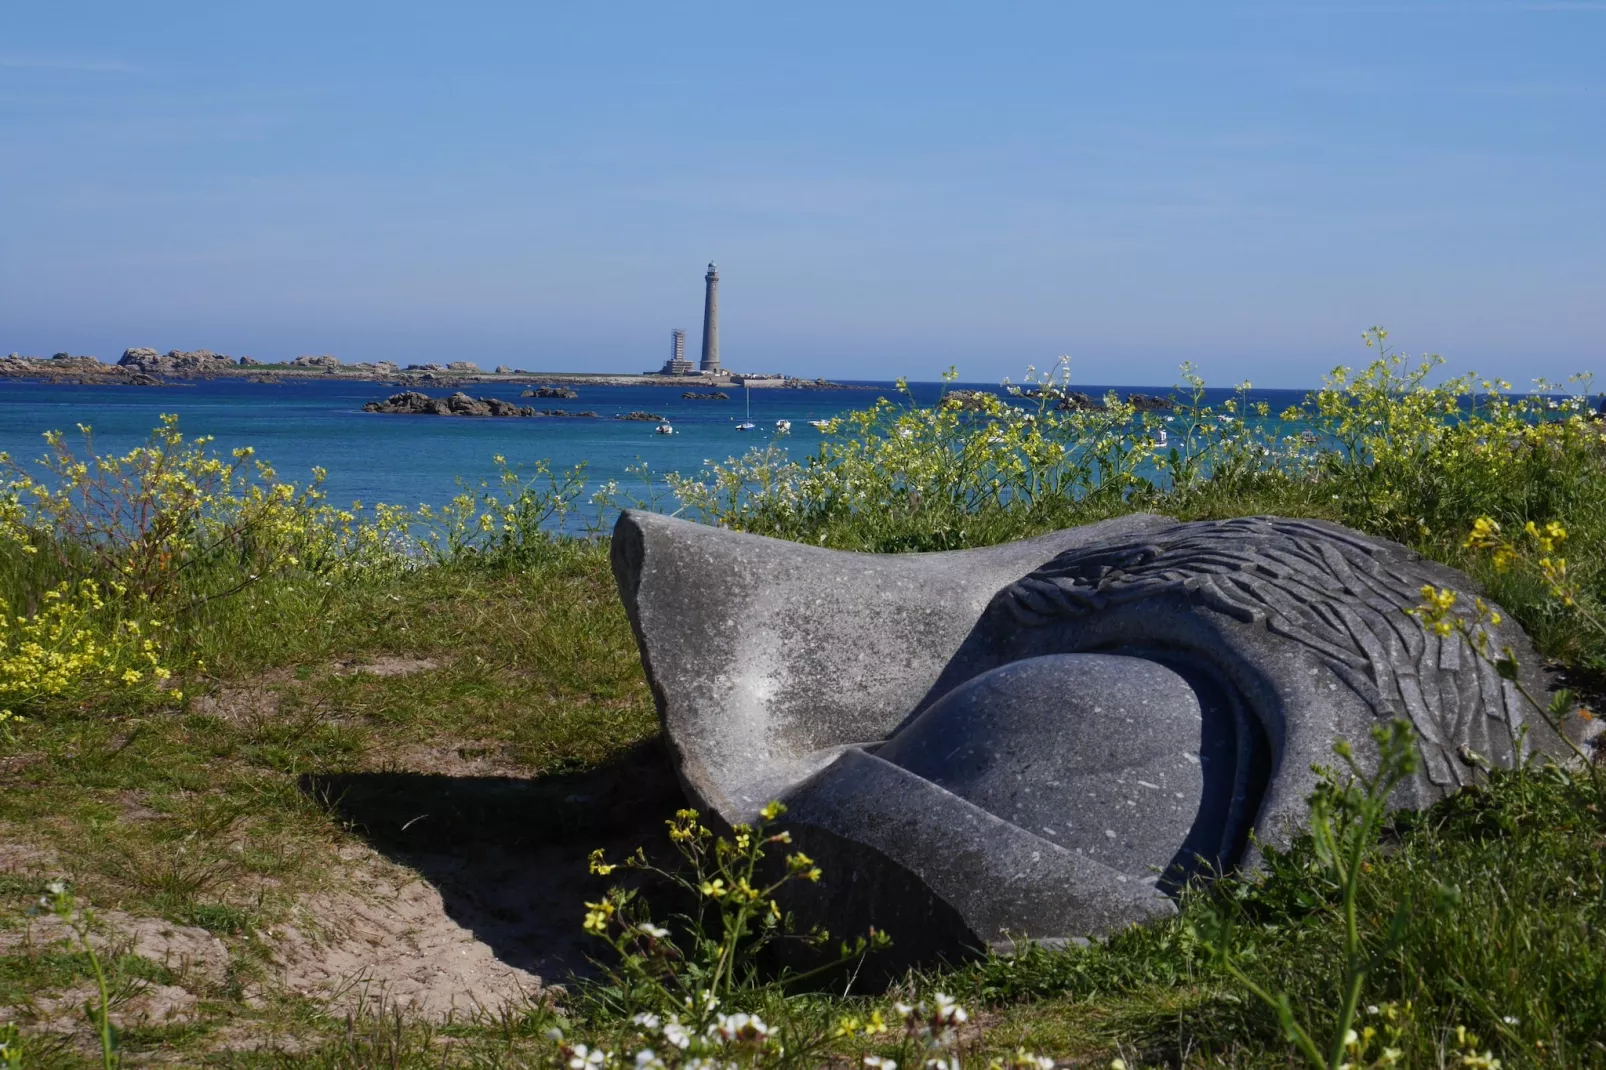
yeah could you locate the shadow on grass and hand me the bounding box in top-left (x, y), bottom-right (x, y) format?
top-left (300, 738), bottom-right (684, 982)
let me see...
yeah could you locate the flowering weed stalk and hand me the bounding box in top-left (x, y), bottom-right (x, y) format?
top-left (33, 880), bottom-right (119, 1070)
top-left (1197, 721), bottom-right (1419, 1070)
top-left (414, 456), bottom-right (592, 565)
top-left (582, 802), bottom-right (888, 1026)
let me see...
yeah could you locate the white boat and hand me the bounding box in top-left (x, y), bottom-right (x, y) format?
top-left (808, 419), bottom-right (830, 430)
top-left (774, 419), bottom-right (791, 433)
top-left (735, 384), bottom-right (755, 431)
top-left (1155, 428), bottom-right (1168, 447)
top-left (655, 421), bottom-right (674, 435)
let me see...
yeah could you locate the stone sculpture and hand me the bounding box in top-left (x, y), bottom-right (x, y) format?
top-left (610, 510), bottom-right (1589, 966)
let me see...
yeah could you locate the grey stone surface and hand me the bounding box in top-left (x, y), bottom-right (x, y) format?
top-left (610, 510), bottom-right (1585, 964)
top-left (611, 509), bottom-right (1170, 820)
top-left (876, 654), bottom-right (1230, 890)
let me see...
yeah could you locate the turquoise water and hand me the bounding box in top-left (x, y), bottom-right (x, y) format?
top-left (0, 378), bottom-right (1310, 512)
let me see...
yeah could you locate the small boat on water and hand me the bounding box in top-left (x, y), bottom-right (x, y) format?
top-left (735, 384), bottom-right (755, 431)
top-left (655, 421), bottom-right (674, 435)
top-left (1155, 428), bottom-right (1168, 447)
top-left (774, 419), bottom-right (791, 434)
top-left (808, 419), bottom-right (830, 430)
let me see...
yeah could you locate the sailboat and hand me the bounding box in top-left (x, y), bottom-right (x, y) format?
top-left (735, 384), bottom-right (755, 431)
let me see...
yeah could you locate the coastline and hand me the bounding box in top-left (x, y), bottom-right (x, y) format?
top-left (0, 354), bottom-right (869, 391)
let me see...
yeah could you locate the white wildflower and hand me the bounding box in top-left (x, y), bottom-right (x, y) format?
top-left (567, 1043), bottom-right (611, 1069)
top-left (662, 1019), bottom-right (693, 1050)
top-left (931, 993), bottom-right (967, 1026)
top-left (709, 1012), bottom-right (771, 1044)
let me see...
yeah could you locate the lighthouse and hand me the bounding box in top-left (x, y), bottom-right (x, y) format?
top-left (699, 262), bottom-right (720, 374)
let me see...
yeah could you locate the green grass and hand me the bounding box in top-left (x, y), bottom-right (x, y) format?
top-left (5, 532), bottom-right (1603, 1066)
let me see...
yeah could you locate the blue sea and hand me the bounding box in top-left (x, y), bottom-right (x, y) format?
top-left (0, 377), bottom-right (1312, 513)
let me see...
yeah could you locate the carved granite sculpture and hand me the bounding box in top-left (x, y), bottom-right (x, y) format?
top-left (610, 510), bottom-right (1588, 965)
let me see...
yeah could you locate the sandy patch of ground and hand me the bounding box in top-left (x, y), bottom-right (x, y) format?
top-left (0, 842), bottom-right (555, 1029)
top-left (188, 667), bottom-right (295, 724)
top-left (0, 704), bottom-right (677, 1050)
top-left (4, 908), bottom-right (231, 981)
top-left (268, 844), bottom-right (547, 1020)
top-left (189, 655), bottom-right (440, 726)
top-left (0, 833), bottom-right (55, 877)
top-left (334, 656), bottom-right (440, 678)
top-left (0, 905), bottom-right (231, 1033)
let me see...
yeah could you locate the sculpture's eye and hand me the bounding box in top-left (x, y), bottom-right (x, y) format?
top-left (875, 653), bottom-right (1247, 892)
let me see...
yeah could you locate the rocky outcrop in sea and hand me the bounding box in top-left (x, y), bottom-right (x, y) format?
top-left (361, 391), bottom-right (600, 417)
top-left (682, 391), bottom-right (730, 400)
top-left (943, 390), bottom-right (995, 410)
top-left (119, 348), bottom-right (237, 376)
top-left (1056, 391), bottom-right (1103, 411)
top-left (2, 353), bottom-right (165, 384)
top-left (523, 386), bottom-right (579, 399)
top-left (364, 391), bottom-right (532, 416)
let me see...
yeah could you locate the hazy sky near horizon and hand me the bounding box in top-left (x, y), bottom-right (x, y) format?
top-left (2, 2), bottom-right (1602, 388)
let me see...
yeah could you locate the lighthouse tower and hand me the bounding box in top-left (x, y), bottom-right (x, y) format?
top-left (699, 262), bottom-right (721, 374)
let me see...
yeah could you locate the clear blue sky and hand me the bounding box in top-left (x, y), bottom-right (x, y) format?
top-left (2, 2), bottom-right (1601, 387)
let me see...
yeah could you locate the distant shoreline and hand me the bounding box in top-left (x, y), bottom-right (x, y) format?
top-left (0, 355), bottom-right (872, 391)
